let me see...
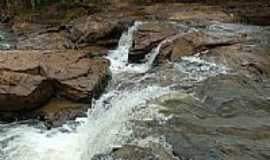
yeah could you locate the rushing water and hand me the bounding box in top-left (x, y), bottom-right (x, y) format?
top-left (0, 22), bottom-right (229, 160)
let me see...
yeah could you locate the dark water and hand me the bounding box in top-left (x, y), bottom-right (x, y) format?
top-left (0, 24), bottom-right (16, 50)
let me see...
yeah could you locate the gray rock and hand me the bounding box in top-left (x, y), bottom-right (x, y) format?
top-left (142, 75), bottom-right (270, 160)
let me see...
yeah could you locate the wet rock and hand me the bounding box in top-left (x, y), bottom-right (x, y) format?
top-left (129, 21), bottom-right (245, 63)
top-left (0, 71), bottom-right (54, 112)
top-left (134, 74), bottom-right (270, 160)
top-left (55, 59), bottom-right (110, 102)
top-left (129, 21), bottom-right (270, 80)
top-left (13, 15), bottom-right (131, 50)
top-left (12, 21), bottom-right (110, 53)
top-left (205, 43), bottom-right (270, 77)
top-left (65, 15), bottom-right (132, 48)
top-left (92, 145), bottom-right (176, 160)
top-left (0, 50), bottom-right (109, 126)
top-left (195, 23), bottom-right (270, 77)
top-left (129, 22), bottom-right (180, 63)
top-left (125, 20), bottom-right (270, 160)
top-left (157, 30), bottom-right (243, 63)
top-left (16, 31), bottom-right (72, 50)
top-left (35, 98), bottom-right (88, 128)
top-left (195, 75), bottom-right (270, 118)
top-left (0, 98), bottom-right (88, 128)
top-left (12, 21), bottom-right (75, 50)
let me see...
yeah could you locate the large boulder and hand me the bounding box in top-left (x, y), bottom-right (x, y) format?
top-left (0, 71), bottom-right (54, 112)
top-left (65, 14), bottom-right (131, 48)
top-left (54, 58), bottom-right (110, 102)
top-left (0, 50), bottom-right (110, 126)
top-left (35, 98), bottom-right (89, 128)
top-left (13, 14), bottom-right (131, 50)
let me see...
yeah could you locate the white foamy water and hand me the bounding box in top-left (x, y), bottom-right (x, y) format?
top-left (107, 21), bottom-right (168, 74)
top-left (174, 55), bottom-right (229, 81)
top-left (0, 86), bottom-right (170, 160)
top-left (107, 21), bottom-right (150, 73)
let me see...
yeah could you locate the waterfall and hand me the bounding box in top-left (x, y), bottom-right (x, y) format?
top-left (0, 21), bottom-right (231, 160)
top-left (145, 36), bottom-right (176, 66)
top-left (106, 22), bottom-right (141, 73)
top-left (106, 21), bottom-right (150, 73)
top-left (107, 21), bottom-right (168, 74)
top-left (0, 22), bottom-right (171, 160)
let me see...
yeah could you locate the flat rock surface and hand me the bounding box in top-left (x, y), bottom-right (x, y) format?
top-left (128, 75), bottom-right (270, 160)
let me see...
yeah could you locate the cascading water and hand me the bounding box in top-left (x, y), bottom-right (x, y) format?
top-left (107, 21), bottom-right (167, 74)
top-left (0, 22), bottom-right (171, 160)
top-left (0, 22), bottom-right (229, 160)
top-left (107, 21), bottom-right (151, 73)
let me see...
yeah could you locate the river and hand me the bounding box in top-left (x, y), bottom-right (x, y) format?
top-left (0, 22), bottom-right (235, 160)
